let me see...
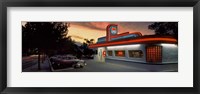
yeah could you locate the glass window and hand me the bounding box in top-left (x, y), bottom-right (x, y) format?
top-left (128, 50), bottom-right (143, 58)
top-left (146, 46), bottom-right (162, 63)
top-left (115, 50), bottom-right (125, 57)
top-left (107, 50), bottom-right (113, 56)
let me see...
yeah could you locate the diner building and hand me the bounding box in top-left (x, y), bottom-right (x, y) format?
top-left (89, 24), bottom-right (178, 64)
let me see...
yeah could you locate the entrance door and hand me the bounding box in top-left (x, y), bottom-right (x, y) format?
top-left (99, 49), bottom-right (102, 61)
top-left (146, 45), bottom-right (162, 64)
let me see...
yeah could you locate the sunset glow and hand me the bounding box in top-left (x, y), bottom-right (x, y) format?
top-left (68, 22), bottom-right (155, 43)
top-left (21, 22), bottom-right (155, 44)
top-left (67, 23), bottom-right (105, 43)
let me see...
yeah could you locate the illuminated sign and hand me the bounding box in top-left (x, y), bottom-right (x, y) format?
top-left (106, 24), bottom-right (118, 42)
top-left (103, 51), bottom-right (106, 57)
top-left (118, 51), bottom-right (123, 56)
top-left (110, 26), bottom-right (118, 35)
top-left (104, 24), bottom-right (142, 43)
top-left (115, 50), bottom-right (125, 57)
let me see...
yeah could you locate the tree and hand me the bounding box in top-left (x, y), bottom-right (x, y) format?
top-left (148, 22), bottom-right (178, 40)
top-left (80, 39), bottom-right (95, 58)
top-left (84, 39), bottom-right (94, 45)
top-left (56, 36), bottom-right (82, 57)
top-left (22, 22), bottom-right (69, 70)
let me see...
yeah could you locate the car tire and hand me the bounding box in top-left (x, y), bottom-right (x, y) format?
top-left (72, 64), bottom-right (77, 69)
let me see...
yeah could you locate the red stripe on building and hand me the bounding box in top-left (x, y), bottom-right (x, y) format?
top-left (89, 37), bottom-right (177, 48)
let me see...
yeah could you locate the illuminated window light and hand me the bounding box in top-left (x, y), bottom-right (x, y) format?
top-left (118, 51), bottom-right (123, 55)
top-left (107, 44), bottom-right (140, 49)
top-left (161, 44), bottom-right (177, 47)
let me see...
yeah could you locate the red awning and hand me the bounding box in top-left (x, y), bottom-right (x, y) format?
top-left (89, 36), bottom-right (177, 48)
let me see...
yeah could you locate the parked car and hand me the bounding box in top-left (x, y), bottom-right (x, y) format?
top-left (50, 55), bottom-right (86, 70)
top-left (63, 55), bottom-right (87, 68)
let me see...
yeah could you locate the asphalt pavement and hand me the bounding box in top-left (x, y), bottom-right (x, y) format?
top-left (55, 59), bottom-right (178, 72)
top-left (22, 55), bottom-right (178, 72)
top-left (22, 55), bottom-right (51, 72)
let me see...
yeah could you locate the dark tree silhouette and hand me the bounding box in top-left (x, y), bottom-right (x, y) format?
top-left (84, 39), bottom-right (94, 45)
top-left (56, 36), bottom-right (82, 58)
top-left (80, 39), bottom-right (95, 58)
top-left (22, 22), bottom-right (69, 70)
top-left (148, 22), bottom-right (178, 40)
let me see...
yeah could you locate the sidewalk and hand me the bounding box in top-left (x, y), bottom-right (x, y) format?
top-left (22, 57), bottom-right (52, 72)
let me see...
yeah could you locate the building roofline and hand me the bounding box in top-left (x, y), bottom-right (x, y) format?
top-left (89, 35), bottom-right (177, 48)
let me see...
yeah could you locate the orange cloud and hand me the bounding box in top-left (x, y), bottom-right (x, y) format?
top-left (67, 22), bottom-right (155, 43)
top-left (89, 22), bottom-right (110, 30)
top-left (67, 23), bottom-right (105, 43)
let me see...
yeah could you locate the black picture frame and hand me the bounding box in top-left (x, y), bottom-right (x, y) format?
top-left (0, 0), bottom-right (199, 94)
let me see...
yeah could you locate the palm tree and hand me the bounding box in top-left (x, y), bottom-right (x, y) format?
top-left (84, 38), bottom-right (94, 45)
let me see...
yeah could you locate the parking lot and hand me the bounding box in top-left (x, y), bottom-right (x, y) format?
top-left (53, 59), bottom-right (178, 72)
top-left (22, 55), bottom-right (178, 72)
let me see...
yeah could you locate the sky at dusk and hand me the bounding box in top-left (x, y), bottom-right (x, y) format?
top-left (68, 22), bottom-right (155, 43)
top-left (22, 22), bottom-right (155, 44)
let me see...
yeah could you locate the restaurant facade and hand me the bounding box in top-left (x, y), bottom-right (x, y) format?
top-left (89, 24), bottom-right (178, 64)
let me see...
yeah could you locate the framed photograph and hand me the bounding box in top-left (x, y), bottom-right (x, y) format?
top-left (1, 0), bottom-right (199, 94)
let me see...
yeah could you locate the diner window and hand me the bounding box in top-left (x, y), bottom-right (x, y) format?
top-left (107, 50), bottom-right (113, 56)
top-left (115, 50), bottom-right (125, 57)
top-left (128, 50), bottom-right (143, 58)
top-left (146, 45), bottom-right (162, 63)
